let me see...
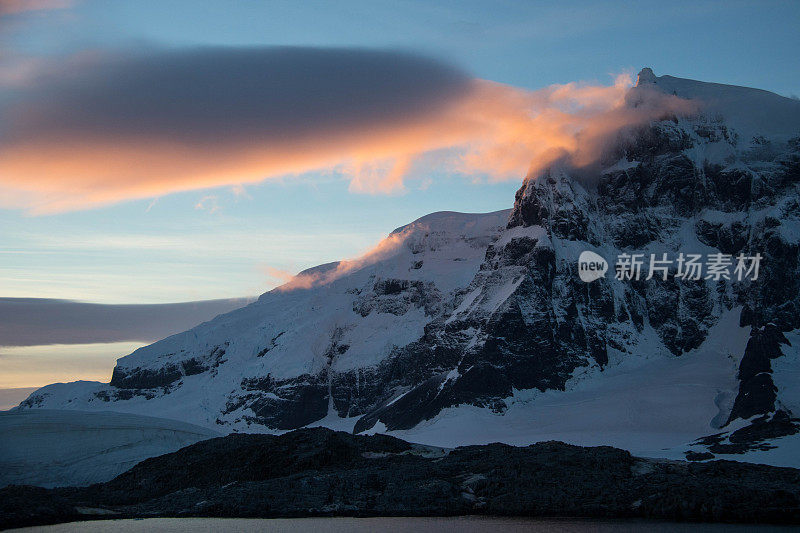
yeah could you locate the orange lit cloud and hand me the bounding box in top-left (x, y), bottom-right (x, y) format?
top-left (259, 265), bottom-right (310, 289)
top-left (0, 47), bottom-right (696, 214)
top-left (266, 227), bottom-right (411, 292)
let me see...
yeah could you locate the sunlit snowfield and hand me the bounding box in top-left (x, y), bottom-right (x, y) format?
top-left (17, 518), bottom-right (800, 532)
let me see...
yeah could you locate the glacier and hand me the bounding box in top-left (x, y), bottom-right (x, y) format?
top-left (0, 409), bottom-right (218, 488)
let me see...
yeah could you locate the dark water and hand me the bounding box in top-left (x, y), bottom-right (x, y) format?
top-left (16, 517), bottom-right (798, 532)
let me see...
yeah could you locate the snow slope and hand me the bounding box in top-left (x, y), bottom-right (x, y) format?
top-left (19, 210), bottom-right (510, 430)
top-left (0, 409), bottom-right (218, 488)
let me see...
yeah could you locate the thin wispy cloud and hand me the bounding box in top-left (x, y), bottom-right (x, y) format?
top-left (0, 297), bottom-right (253, 346)
top-left (0, 46), bottom-right (695, 214)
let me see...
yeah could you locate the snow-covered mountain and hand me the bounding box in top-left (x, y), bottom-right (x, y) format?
top-left (19, 69), bottom-right (800, 467)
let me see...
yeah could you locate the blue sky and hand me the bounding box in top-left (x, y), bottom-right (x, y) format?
top-left (1, 0), bottom-right (799, 304)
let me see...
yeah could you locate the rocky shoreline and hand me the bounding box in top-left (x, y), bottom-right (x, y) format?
top-left (2, 428), bottom-right (799, 530)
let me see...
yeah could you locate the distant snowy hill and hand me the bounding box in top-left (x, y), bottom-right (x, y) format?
top-left (19, 69), bottom-right (800, 469)
top-left (0, 409), bottom-right (218, 488)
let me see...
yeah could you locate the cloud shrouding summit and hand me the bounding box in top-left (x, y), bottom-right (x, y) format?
top-left (0, 47), bottom-right (695, 213)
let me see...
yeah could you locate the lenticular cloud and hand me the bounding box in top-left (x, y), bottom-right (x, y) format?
top-left (0, 47), bottom-right (695, 213)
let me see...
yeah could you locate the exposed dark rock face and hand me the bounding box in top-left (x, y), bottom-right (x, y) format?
top-left (106, 344), bottom-right (228, 390)
top-left (354, 278), bottom-right (442, 317)
top-left (727, 325), bottom-right (791, 423)
top-left (2, 428), bottom-right (799, 530)
top-left (109, 365), bottom-right (182, 390)
top-left (692, 410), bottom-right (800, 457)
top-left (223, 373), bottom-right (330, 430)
top-left (685, 450), bottom-right (715, 461)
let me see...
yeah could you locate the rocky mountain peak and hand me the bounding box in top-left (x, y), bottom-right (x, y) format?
top-left (636, 67), bottom-right (657, 86)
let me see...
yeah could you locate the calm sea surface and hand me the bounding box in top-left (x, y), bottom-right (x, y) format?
top-left (15, 517), bottom-right (798, 532)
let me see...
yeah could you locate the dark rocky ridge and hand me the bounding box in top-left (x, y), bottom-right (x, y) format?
top-left (2, 428), bottom-right (799, 530)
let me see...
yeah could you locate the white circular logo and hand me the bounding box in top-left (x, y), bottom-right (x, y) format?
top-left (578, 251), bottom-right (608, 283)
